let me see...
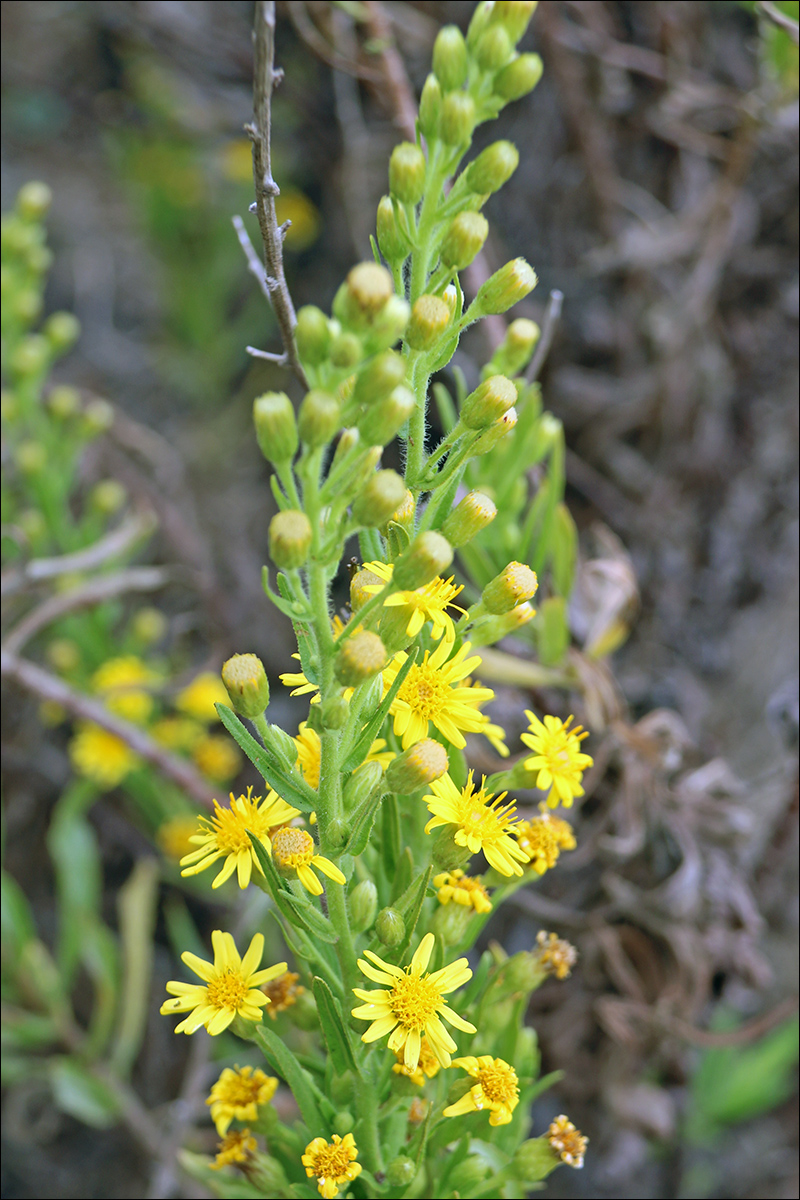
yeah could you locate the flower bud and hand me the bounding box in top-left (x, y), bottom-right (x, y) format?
top-left (338, 262), bottom-right (394, 327)
top-left (347, 447), bottom-right (383, 497)
top-left (222, 653), bottom-right (271, 718)
top-left (473, 257), bottom-right (537, 316)
top-left (350, 566), bottom-right (384, 612)
top-left (375, 907), bottom-right (405, 947)
top-left (386, 739), bottom-right (449, 793)
top-left (131, 607), bottom-right (167, 645)
top-left (431, 899), bottom-right (471, 945)
top-left (333, 1110), bottom-right (355, 1136)
top-left (295, 305), bottom-right (331, 365)
top-left (380, 488), bottom-right (415, 536)
top-left (82, 397), bottom-right (114, 435)
top-left (393, 531), bottom-right (453, 590)
top-left (405, 294), bottom-right (450, 352)
top-left (432, 827), bottom-right (471, 872)
top-left (376, 196), bottom-right (408, 263)
top-left (269, 510), bottom-right (312, 569)
top-left (482, 561), bottom-right (538, 614)
top-left (467, 0), bottom-right (495, 49)
top-left (298, 388), bottom-right (340, 447)
top-left (386, 1157), bottom-right (417, 1188)
top-left (89, 479), bottom-right (126, 515)
top-left (469, 600), bottom-right (535, 647)
top-left (441, 212), bottom-right (489, 271)
top-left (389, 142), bottom-right (426, 206)
top-left (442, 490), bottom-right (497, 547)
top-left (351, 469), bottom-right (407, 528)
top-left (490, 1), bottom-right (539, 45)
top-left (488, 317), bottom-right (540, 377)
top-left (334, 630), bottom-right (387, 686)
top-left (17, 181), bottom-right (52, 221)
top-left (12, 290), bottom-right (42, 323)
top-left (357, 385), bottom-right (414, 446)
top-left (43, 311), bottom-right (80, 352)
top-left (493, 52), bottom-right (543, 101)
top-left (472, 406), bottom-right (517, 453)
top-left (433, 25), bottom-right (468, 91)
top-left (27, 245), bottom-right (53, 274)
top-left (449, 1157), bottom-right (492, 1194)
top-left (475, 24), bottom-right (512, 72)
top-left (513, 1138), bottom-right (561, 1184)
top-left (11, 335), bottom-right (49, 377)
top-left (15, 441), bottom-right (46, 475)
top-left (329, 329), bottom-right (363, 368)
top-left (353, 350), bottom-right (406, 407)
top-left (343, 760), bottom-right (384, 811)
top-left (349, 880), bottom-right (379, 933)
top-left (249, 1155), bottom-right (289, 1195)
top-left (418, 74), bottom-right (442, 141)
top-left (460, 374), bottom-right (517, 429)
top-left (441, 91), bottom-right (476, 145)
top-left (47, 385), bottom-right (81, 419)
top-left (369, 294), bottom-right (410, 349)
top-left (442, 283), bottom-right (458, 320)
top-left (253, 392), bottom-right (298, 463)
top-left (465, 140), bottom-right (519, 194)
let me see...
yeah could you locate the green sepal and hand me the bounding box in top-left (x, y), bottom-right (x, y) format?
top-left (217, 704), bottom-right (317, 812)
top-left (341, 646), bottom-right (419, 773)
top-left (255, 1025), bottom-right (330, 1132)
top-left (312, 977), bottom-right (359, 1076)
top-left (344, 785), bottom-right (386, 857)
top-left (369, 233), bottom-right (381, 266)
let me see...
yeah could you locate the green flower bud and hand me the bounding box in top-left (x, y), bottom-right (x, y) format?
top-left (350, 566), bottom-right (384, 612)
top-left (221, 653), bottom-right (271, 718)
top-left (377, 603), bottom-right (417, 654)
top-left (393, 531), bottom-right (453, 589)
top-left (131, 607), bottom-right (167, 645)
top-left (475, 24), bottom-right (513, 72)
top-left (27, 244), bottom-right (53, 274)
top-left (89, 479), bottom-right (126, 515)
top-left (330, 1071), bottom-right (354, 1106)
top-left (268, 510), bottom-right (312, 569)
top-left (333, 426), bottom-right (360, 467)
top-left (369, 295), bottom-right (410, 349)
top-left (43, 311), bottom-right (80, 352)
top-left (12, 289), bottom-right (42, 323)
top-left (47, 385), bottom-right (81, 419)
top-left (326, 818), bottom-right (349, 852)
top-left (496, 950), bottom-right (547, 996)
top-left (329, 329), bottom-right (363, 368)
top-left (337, 262), bottom-right (394, 327)
top-left (465, 140), bottom-right (519, 194)
top-left (319, 694), bottom-right (350, 731)
top-left (386, 1157), bottom-right (417, 1188)
top-left (295, 305), bottom-right (331, 365)
top-left (82, 398), bottom-right (114, 436)
top-left (493, 52), bottom-right (543, 101)
top-left (473, 257), bottom-right (537, 316)
top-left (1, 390), bottom-right (18, 421)
top-left (431, 899), bottom-right (472, 945)
top-left (46, 638), bottom-right (81, 672)
top-left (249, 1155), bottom-right (289, 1195)
top-left (253, 392), bottom-right (299, 463)
top-left (467, 0), bottom-right (495, 49)
top-left (377, 196), bottom-right (408, 263)
top-left (472, 405), bottom-right (517, 453)
top-left (357, 385), bottom-right (415, 446)
top-left (11, 335), bottom-right (49, 377)
top-left (448, 1157), bottom-right (492, 1194)
top-left (389, 142), bottom-right (426, 206)
top-left (385, 739), bottom-right (449, 793)
top-left (440, 211), bottom-right (489, 271)
top-left (351, 469), bottom-right (407, 528)
top-left (17, 181), bottom-right (53, 221)
top-left (419, 74), bottom-right (442, 141)
top-left (490, 1), bottom-right (539, 45)
top-left (482, 560), bottom-right (538, 614)
top-left (442, 489), bottom-right (498, 547)
top-left (348, 879), bottom-right (379, 933)
top-left (287, 988), bottom-right (319, 1030)
top-left (487, 317), bottom-right (540, 377)
top-left (432, 826), bottom-right (471, 872)
top-left (334, 630), bottom-right (387, 686)
top-left (405, 294), bottom-right (450, 351)
top-left (468, 599), bottom-right (535, 647)
top-left (347, 446), bottom-right (383, 496)
top-left (440, 91), bottom-right (476, 145)
top-left (433, 25), bottom-right (468, 91)
top-left (298, 388), bottom-right (340, 447)
top-left (460, 373), bottom-right (517, 429)
top-left (380, 488), bottom-right (415, 537)
top-left (343, 760), bottom-right (383, 811)
top-left (15, 441), bottom-right (46, 475)
top-left (333, 1111), bottom-right (355, 1136)
top-left (513, 1138), bottom-right (560, 1184)
top-left (375, 907), bottom-right (405, 947)
top-left (353, 350), bottom-right (406, 407)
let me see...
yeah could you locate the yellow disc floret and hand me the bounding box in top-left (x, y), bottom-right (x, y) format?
top-left (270, 827), bottom-right (346, 896)
top-left (547, 1114), bottom-right (588, 1168)
top-left (434, 869), bottom-right (492, 913)
top-left (301, 1133), bottom-right (362, 1199)
top-left (211, 1128), bottom-right (257, 1170)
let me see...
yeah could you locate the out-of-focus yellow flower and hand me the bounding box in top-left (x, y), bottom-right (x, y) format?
top-left (151, 715), bottom-right (203, 751)
top-left (91, 656), bottom-right (158, 723)
top-left (192, 733), bottom-right (242, 783)
top-left (535, 931), bottom-right (578, 980)
top-left (157, 814), bottom-right (201, 862)
top-left (433, 869), bottom-right (492, 913)
top-left (207, 1065), bottom-right (278, 1136)
top-left (263, 970), bottom-right (304, 1018)
top-left (176, 672), bottom-right (229, 722)
top-left (69, 723), bottom-right (139, 788)
top-left (210, 1128), bottom-right (257, 1170)
top-left (443, 1055), bottom-right (520, 1126)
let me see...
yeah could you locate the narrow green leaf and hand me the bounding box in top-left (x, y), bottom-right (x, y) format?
top-left (46, 779), bottom-right (101, 982)
top-left (342, 647), bottom-right (419, 773)
top-left (393, 865), bottom-right (432, 959)
top-left (112, 858), bottom-right (159, 1077)
top-left (551, 503), bottom-right (578, 597)
top-left (312, 977), bottom-right (359, 1076)
top-left (344, 787), bottom-right (385, 857)
top-left (536, 596), bottom-right (569, 667)
top-left (281, 891), bottom-right (339, 945)
top-left (390, 847), bottom-right (414, 905)
top-left (381, 794), bottom-right (400, 877)
top-left (50, 1058), bottom-right (121, 1128)
top-left (217, 705), bottom-right (317, 812)
top-left (262, 566), bottom-right (312, 621)
top-left (433, 381), bottom-right (457, 434)
top-left (255, 1025), bottom-right (325, 1133)
top-left (1, 869), bottom-right (36, 961)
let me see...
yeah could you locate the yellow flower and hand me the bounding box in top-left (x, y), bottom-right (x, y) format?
top-left (157, 814), bottom-right (201, 862)
top-left (263, 970), bottom-right (304, 1018)
top-left (192, 734), bottom-right (242, 783)
top-left (352, 932), bottom-right (475, 1069)
top-left (91, 656), bottom-right (158, 723)
top-left (520, 712), bottom-right (593, 808)
top-left (176, 672), bottom-right (229, 722)
top-left (434, 869), bottom-right (492, 914)
top-left (179, 787), bottom-right (300, 889)
top-left (69, 723), bottom-right (139, 788)
top-left (383, 639), bottom-right (507, 753)
top-left (361, 560), bottom-right (465, 642)
top-left (515, 806), bottom-right (576, 875)
top-left (392, 1035), bottom-right (442, 1085)
top-left (211, 1128), bottom-right (257, 1170)
top-left (535, 931), bottom-right (578, 980)
top-left (270, 827), bottom-right (346, 896)
top-left (547, 1114), bottom-right (588, 1168)
top-left (207, 1065), bottom-right (278, 1136)
top-left (151, 715), bottom-right (203, 751)
top-left (301, 1133), bottom-right (361, 1200)
top-left (294, 721), bottom-right (394, 790)
top-left (443, 1055), bottom-right (520, 1126)
top-left (424, 772), bottom-right (529, 877)
top-left (160, 930), bottom-right (286, 1035)
top-left (279, 659), bottom-right (354, 703)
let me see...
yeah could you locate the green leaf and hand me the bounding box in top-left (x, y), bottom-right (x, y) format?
top-left (381, 794), bottom-right (400, 877)
top-left (49, 1057), bottom-right (121, 1128)
top-left (342, 647), bottom-right (419, 773)
top-left (217, 705), bottom-right (318, 812)
top-left (389, 866), bottom-right (433, 962)
top-left (46, 780), bottom-right (102, 983)
top-left (1, 869), bottom-right (36, 963)
top-left (312, 977), bottom-right (359, 1076)
top-left (255, 1025), bottom-right (326, 1133)
top-left (262, 566), bottom-right (313, 621)
top-left (344, 786), bottom-right (385, 857)
top-left (390, 847), bottom-right (413, 905)
top-left (112, 858), bottom-right (159, 1077)
top-left (551, 503), bottom-right (578, 598)
top-left (690, 1016), bottom-right (800, 1133)
top-left (433, 382), bottom-right (457, 434)
top-left (536, 596), bottom-right (569, 667)
top-left (280, 890), bottom-right (339, 945)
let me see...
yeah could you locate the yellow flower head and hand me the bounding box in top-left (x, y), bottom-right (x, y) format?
top-left (294, 721), bottom-right (393, 791)
top-left (192, 734), bottom-right (242, 783)
top-left (434, 869), bottom-right (492, 914)
top-left (270, 826), bottom-right (346, 896)
top-left (157, 815), bottom-right (201, 862)
top-left (263, 969), bottom-right (304, 1018)
top-left (207, 1065), bottom-right (278, 1136)
top-left (535, 931), bottom-right (578, 980)
top-left (91, 656), bottom-right (158, 723)
top-left (424, 772), bottom-right (529, 877)
top-left (443, 1055), bottom-right (520, 1126)
top-left (520, 712), bottom-right (593, 808)
top-left (69, 723), bottom-right (139, 788)
top-left (392, 1034), bottom-right (442, 1086)
top-left (352, 932), bottom-right (475, 1070)
top-left (547, 1114), bottom-right (588, 1168)
top-left (383, 640), bottom-right (507, 754)
top-left (179, 787), bottom-right (300, 889)
top-left (176, 672), bottom-right (229, 722)
top-left (361, 560), bottom-right (465, 642)
top-left (211, 1128), bottom-right (257, 1170)
top-left (279, 658), bottom-right (354, 703)
top-left (151, 715), bottom-right (203, 751)
top-left (160, 930), bottom-right (286, 1035)
top-left (302, 1133), bottom-right (362, 1200)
